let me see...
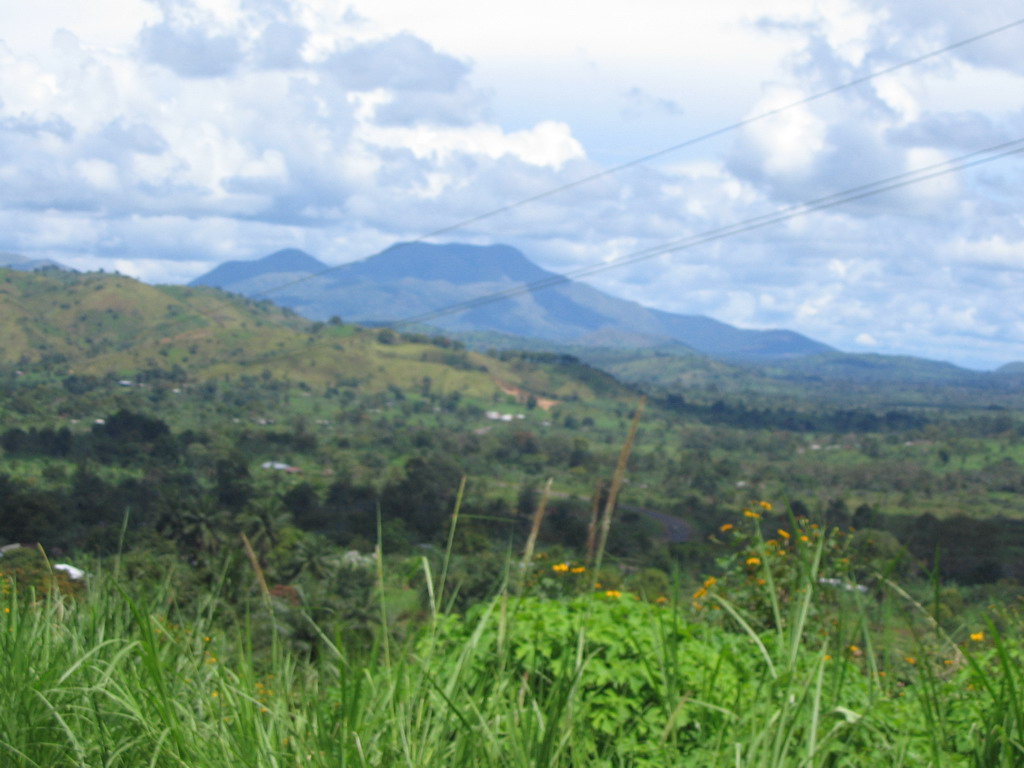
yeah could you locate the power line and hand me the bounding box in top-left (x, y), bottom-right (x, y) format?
top-left (245, 15), bottom-right (1024, 301)
top-left (99, 15), bottom-right (1024, 352)
top-left (242, 136), bottom-right (1024, 368)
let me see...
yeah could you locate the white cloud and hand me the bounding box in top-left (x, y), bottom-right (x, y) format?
top-left (76, 159), bottom-right (121, 191)
top-left (139, 21), bottom-right (243, 77)
top-left (944, 235), bottom-right (1024, 270)
top-left (1, 0), bottom-right (1023, 368)
top-left (855, 333), bottom-right (878, 346)
top-left (620, 87), bottom-right (684, 120)
top-left (358, 120), bottom-right (584, 170)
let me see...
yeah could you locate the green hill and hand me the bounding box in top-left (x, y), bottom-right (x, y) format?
top-left (0, 267), bottom-right (628, 403)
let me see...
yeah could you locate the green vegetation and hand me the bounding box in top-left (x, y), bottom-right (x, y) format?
top-left (2, 511), bottom-right (1023, 766)
top-left (4, 267), bottom-right (1024, 764)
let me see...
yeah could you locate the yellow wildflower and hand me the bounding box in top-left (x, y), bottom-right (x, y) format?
top-left (799, 535), bottom-right (810, 543)
top-left (848, 645), bottom-right (862, 656)
top-left (703, 576), bottom-right (717, 588)
top-left (970, 632), bottom-right (985, 642)
top-left (746, 556), bottom-right (761, 567)
top-left (743, 509), bottom-right (761, 519)
top-left (759, 501), bottom-right (773, 511)
top-left (570, 566), bottom-right (586, 573)
top-left (692, 587), bottom-right (708, 600)
top-left (904, 656), bottom-right (916, 665)
top-left (720, 523), bottom-right (734, 532)
top-left (777, 529), bottom-right (790, 539)
top-left (551, 563), bottom-right (569, 573)
top-left (604, 590), bottom-right (622, 599)
top-left (655, 596), bottom-right (668, 604)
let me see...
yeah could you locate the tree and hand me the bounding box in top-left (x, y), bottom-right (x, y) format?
top-left (160, 496), bottom-right (228, 556)
top-left (215, 458), bottom-right (253, 512)
top-left (381, 453), bottom-right (463, 543)
top-left (238, 496), bottom-right (293, 558)
top-left (287, 533), bottom-right (341, 582)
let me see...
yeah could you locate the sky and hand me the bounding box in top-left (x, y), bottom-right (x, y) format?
top-left (1, 0), bottom-right (1023, 369)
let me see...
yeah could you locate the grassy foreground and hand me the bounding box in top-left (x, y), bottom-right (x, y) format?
top-left (2, 514), bottom-right (1023, 767)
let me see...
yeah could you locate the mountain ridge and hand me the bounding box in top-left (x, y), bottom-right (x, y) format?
top-left (0, 252), bottom-right (73, 272)
top-left (190, 248), bottom-right (327, 289)
top-left (189, 242), bottom-right (833, 363)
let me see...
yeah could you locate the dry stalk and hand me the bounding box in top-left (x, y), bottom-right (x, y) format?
top-left (584, 479), bottom-right (607, 566)
top-left (592, 396), bottom-right (646, 584)
top-left (520, 477), bottom-right (553, 577)
top-left (241, 532), bottom-right (271, 606)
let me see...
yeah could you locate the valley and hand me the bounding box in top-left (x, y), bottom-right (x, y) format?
top-left (4, 262), bottom-right (1024, 766)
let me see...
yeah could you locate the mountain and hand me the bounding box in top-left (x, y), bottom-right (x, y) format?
top-left (190, 242), bottom-right (832, 363)
top-left (996, 362), bottom-right (1024, 376)
top-left (0, 252), bottom-right (72, 272)
top-left (189, 248), bottom-right (327, 291)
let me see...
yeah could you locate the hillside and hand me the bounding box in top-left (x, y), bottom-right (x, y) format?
top-left (6, 264), bottom-right (1024, 589)
top-left (0, 266), bottom-right (628, 403)
top-left (189, 242), bottom-right (833, 363)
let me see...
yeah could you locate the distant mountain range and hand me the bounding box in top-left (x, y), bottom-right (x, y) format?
top-left (188, 242), bottom-right (1024, 385)
top-left (0, 252), bottom-right (72, 272)
top-left (190, 243), bottom-right (833, 364)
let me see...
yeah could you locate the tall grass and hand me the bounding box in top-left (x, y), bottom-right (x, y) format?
top-left (2, 520), bottom-right (1022, 767)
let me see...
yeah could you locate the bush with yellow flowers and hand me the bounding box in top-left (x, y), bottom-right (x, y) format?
top-left (701, 502), bottom-right (859, 637)
top-left (525, 558), bottom-right (594, 599)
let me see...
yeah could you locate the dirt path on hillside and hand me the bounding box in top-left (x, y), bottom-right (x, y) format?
top-left (494, 379), bottom-right (559, 411)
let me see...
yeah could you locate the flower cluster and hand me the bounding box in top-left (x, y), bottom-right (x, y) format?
top-left (551, 562), bottom-right (586, 574)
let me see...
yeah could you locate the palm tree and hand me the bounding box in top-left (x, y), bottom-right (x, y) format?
top-left (180, 497), bottom-right (228, 554)
top-left (237, 495), bottom-right (293, 559)
top-left (289, 534), bottom-right (341, 582)
top-left (157, 494), bottom-right (228, 560)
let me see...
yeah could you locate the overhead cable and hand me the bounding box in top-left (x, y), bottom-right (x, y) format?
top-left (247, 15), bottom-right (1024, 300)
top-left (243, 136), bottom-right (1024, 367)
